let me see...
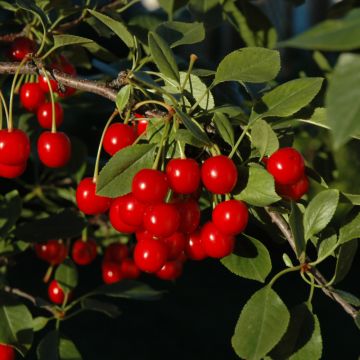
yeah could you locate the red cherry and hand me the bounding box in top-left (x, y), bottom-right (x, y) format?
top-left (177, 198), bottom-right (201, 234)
top-left (132, 169), bottom-right (169, 204)
top-left (185, 231), bottom-right (207, 260)
top-left (201, 222), bottom-right (235, 258)
top-left (0, 129), bottom-right (30, 165)
top-left (156, 260), bottom-right (183, 280)
top-left (143, 203), bottom-right (180, 238)
top-left (133, 113), bottom-right (148, 136)
top-left (201, 155), bottom-right (238, 194)
top-left (102, 261), bottom-right (123, 284)
top-left (276, 174), bottom-right (310, 201)
top-left (103, 123), bottom-right (136, 156)
top-left (134, 239), bottom-right (167, 273)
top-left (104, 243), bottom-right (129, 263)
top-left (0, 162), bottom-right (26, 178)
top-left (72, 239), bottom-right (97, 265)
top-left (267, 147), bottom-right (305, 185)
top-left (37, 131), bottom-right (71, 168)
top-left (212, 200), bottom-right (248, 236)
top-left (37, 102), bottom-right (64, 129)
top-left (54, 56), bottom-right (77, 76)
top-left (135, 229), bottom-right (157, 242)
top-left (76, 177), bottom-right (111, 215)
top-left (121, 258), bottom-right (141, 279)
top-left (19, 82), bottom-right (45, 112)
top-left (38, 74), bottom-right (58, 93)
top-left (0, 344), bottom-right (15, 360)
top-left (109, 197), bottom-right (138, 233)
top-left (117, 193), bottom-right (146, 228)
top-left (48, 280), bottom-right (66, 304)
top-left (10, 37), bottom-right (35, 61)
top-left (166, 158), bottom-right (201, 194)
top-left (160, 232), bottom-right (186, 260)
top-left (35, 239), bottom-right (67, 265)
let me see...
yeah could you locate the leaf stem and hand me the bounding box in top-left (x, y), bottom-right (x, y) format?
top-left (189, 82), bottom-right (214, 115)
top-left (228, 123), bottom-right (251, 159)
top-left (152, 121), bottom-right (170, 170)
top-left (306, 272), bottom-right (315, 306)
top-left (268, 265), bottom-right (302, 288)
top-left (0, 90), bottom-right (9, 130)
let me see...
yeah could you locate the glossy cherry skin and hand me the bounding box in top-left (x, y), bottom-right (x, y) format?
top-left (134, 113), bottom-right (148, 136)
top-left (103, 123), bottom-right (137, 156)
top-left (121, 258), bottom-right (141, 279)
top-left (72, 239), bottom-right (97, 265)
top-left (156, 260), bottom-right (182, 280)
top-left (134, 239), bottom-right (167, 273)
top-left (267, 147), bottom-right (305, 185)
top-left (132, 169), bottom-right (169, 204)
top-left (143, 203), bottom-right (180, 238)
top-left (37, 131), bottom-right (71, 168)
top-left (117, 193), bottom-right (146, 228)
top-left (34, 239), bottom-right (67, 265)
top-left (0, 129), bottom-right (30, 165)
top-left (10, 37), bottom-right (35, 60)
top-left (160, 232), bottom-right (186, 260)
top-left (276, 174), bottom-right (310, 201)
top-left (48, 280), bottom-right (66, 304)
top-left (0, 344), bottom-right (15, 360)
top-left (0, 162), bottom-right (26, 178)
top-left (76, 177), bottom-right (111, 215)
top-left (135, 229), bottom-right (157, 242)
top-left (37, 102), bottom-right (64, 129)
top-left (201, 155), bottom-right (238, 194)
top-left (177, 198), bottom-right (201, 234)
top-left (166, 158), bottom-right (201, 194)
top-left (109, 197), bottom-right (138, 234)
top-left (102, 261), bottom-right (123, 284)
top-left (201, 222), bottom-right (235, 258)
top-left (38, 74), bottom-right (58, 93)
top-left (19, 82), bottom-right (45, 112)
top-left (212, 200), bottom-right (248, 236)
top-left (104, 243), bottom-right (129, 263)
top-left (185, 231), bottom-right (207, 261)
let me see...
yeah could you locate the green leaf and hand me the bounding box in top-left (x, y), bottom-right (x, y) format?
top-left (81, 298), bottom-right (121, 318)
top-left (317, 231), bottom-right (338, 260)
top-left (37, 331), bottom-right (59, 360)
top-left (251, 119), bottom-right (279, 158)
top-left (303, 189), bottom-right (339, 241)
top-left (16, 0), bottom-right (49, 29)
top-left (339, 211), bottom-right (360, 245)
top-left (55, 259), bottom-right (78, 293)
top-left (282, 253), bottom-right (294, 267)
top-left (156, 21), bottom-right (205, 48)
top-left (148, 32), bottom-right (180, 83)
top-left (0, 297), bottom-right (33, 356)
top-left (15, 209), bottom-right (86, 243)
top-left (158, 0), bottom-right (174, 18)
top-left (0, 190), bottom-right (22, 237)
top-left (355, 313), bottom-right (360, 330)
top-left (188, 0), bottom-right (220, 13)
top-left (32, 317), bottom-right (49, 332)
top-left (174, 129), bottom-right (206, 148)
top-left (326, 54), bottom-right (360, 149)
top-left (289, 202), bottom-right (306, 261)
top-left (221, 234), bottom-right (272, 283)
top-left (87, 9), bottom-right (134, 48)
top-left (175, 108), bottom-right (211, 145)
top-left (236, 167), bottom-right (281, 206)
top-left (334, 289), bottom-right (360, 307)
top-left (97, 144), bottom-right (156, 198)
top-left (232, 286), bottom-right (290, 360)
top-left (251, 78), bottom-right (323, 122)
top-left (213, 113), bottom-right (234, 147)
top-left (333, 239), bottom-right (358, 284)
top-left (214, 47), bottom-right (280, 85)
top-left (59, 337), bottom-right (82, 360)
top-left (279, 8), bottom-right (360, 51)
top-left (115, 85), bottom-right (131, 114)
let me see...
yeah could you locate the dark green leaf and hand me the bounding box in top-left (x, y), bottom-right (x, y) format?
top-left (0, 190), bottom-right (22, 237)
top-left (338, 211), bottom-right (360, 245)
top-left (317, 231), bottom-right (338, 260)
top-left (289, 202), bottom-right (306, 261)
top-left (232, 286), bottom-right (290, 360)
top-left (333, 239), bottom-right (358, 284)
top-left (16, 0), bottom-right (49, 29)
top-left (158, 0), bottom-right (174, 17)
top-left (97, 144), bottom-right (156, 198)
top-left (81, 298), bottom-right (121, 318)
top-left (55, 259), bottom-right (78, 293)
top-left (32, 317), bottom-right (49, 332)
top-left (251, 119), bottom-right (279, 158)
top-left (37, 330), bottom-right (59, 360)
top-left (174, 129), bottom-right (206, 148)
top-left (59, 337), bottom-right (82, 360)
top-left (213, 113), bottom-right (234, 147)
top-left (355, 313), bottom-right (360, 330)
top-left (115, 85), bottom-right (131, 114)
top-left (334, 289), bottom-right (360, 307)
top-left (188, 0), bottom-right (220, 13)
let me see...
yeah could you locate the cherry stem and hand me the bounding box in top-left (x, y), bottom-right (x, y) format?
top-left (41, 69), bottom-right (57, 133)
top-left (152, 121), bottom-right (171, 170)
top-left (268, 265), bottom-right (302, 288)
top-left (133, 100), bottom-right (174, 115)
top-left (43, 264), bottom-right (54, 283)
top-left (0, 90), bottom-right (9, 130)
top-left (93, 109), bottom-right (119, 184)
top-left (228, 123), bottom-right (251, 159)
top-left (179, 54), bottom-right (198, 106)
top-left (177, 141), bottom-right (186, 159)
top-left (82, 227), bottom-right (88, 242)
top-left (306, 272), bottom-right (315, 306)
top-left (35, 19), bottom-right (47, 57)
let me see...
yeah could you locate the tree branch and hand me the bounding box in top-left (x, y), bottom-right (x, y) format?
top-left (265, 206), bottom-right (358, 319)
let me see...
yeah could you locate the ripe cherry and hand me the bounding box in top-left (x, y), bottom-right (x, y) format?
top-left (156, 260), bottom-right (183, 280)
top-left (276, 174), bottom-right (310, 201)
top-left (133, 113), bottom-right (148, 136)
top-left (10, 37), bottom-right (35, 60)
top-left (104, 243), bottom-right (129, 263)
top-left (166, 158), bottom-right (201, 194)
top-left (37, 131), bottom-right (71, 168)
top-left (109, 197), bottom-right (138, 233)
top-left (267, 147), bottom-right (305, 185)
top-left (212, 200), bottom-right (248, 236)
top-left (0, 162), bottom-right (26, 178)
top-left (102, 261), bottom-right (123, 284)
top-left (143, 203), bottom-right (180, 238)
top-left (37, 102), bottom-right (64, 129)
top-left (76, 177), bottom-right (111, 215)
top-left (121, 259), bottom-right (141, 279)
top-left (135, 229), bottom-right (156, 242)
top-left (0, 129), bottom-right (30, 165)
top-left (0, 344), bottom-right (15, 360)
top-left (103, 123), bottom-right (136, 156)
top-left (38, 74), bottom-right (58, 93)
top-left (201, 155), bottom-right (238, 194)
top-left (132, 169), bottom-right (169, 204)
top-left (48, 280), bottom-right (66, 304)
top-left (160, 232), bottom-right (186, 260)
top-left (185, 231), bottom-right (207, 261)
top-left (34, 239), bottom-right (67, 265)
top-left (72, 239), bottom-right (97, 266)
top-left (134, 239), bottom-right (167, 273)
top-left (201, 222), bottom-right (235, 258)
top-left (117, 193), bottom-right (146, 228)
top-left (19, 82), bottom-right (45, 112)
top-left (177, 198), bottom-right (201, 234)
